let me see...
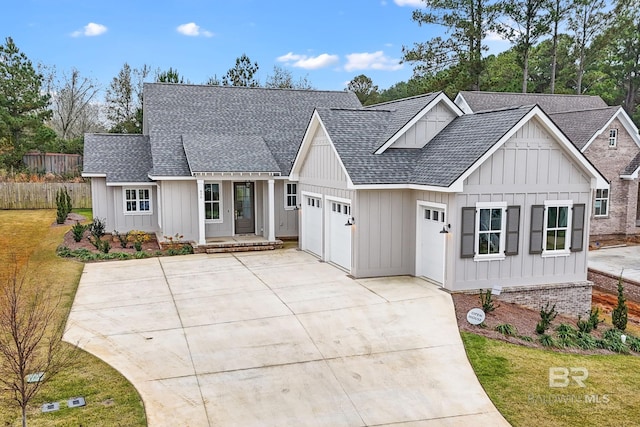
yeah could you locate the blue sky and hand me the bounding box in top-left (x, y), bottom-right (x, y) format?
top-left (2, 0), bottom-right (511, 93)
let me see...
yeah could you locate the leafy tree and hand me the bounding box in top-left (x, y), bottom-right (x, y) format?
top-left (222, 54), bottom-right (260, 87)
top-left (0, 260), bottom-right (78, 427)
top-left (45, 67), bottom-right (102, 140)
top-left (0, 37), bottom-right (51, 168)
top-left (205, 74), bottom-right (221, 86)
top-left (402, 0), bottom-right (503, 90)
top-left (377, 78), bottom-right (429, 103)
top-left (346, 74), bottom-right (379, 105)
top-left (104, 63), bottom-right (150, 133)
top-left (527, 34), bottom-right (577, 93)
top-left (567, 0), bottom-right (607, 93)
top-left (265, 66), bottom-right (314, 90)
top-left (156, 67), bottom-right (186, 84)
top-left (499, 0), bottom-right (551, 92)
top-left (481, 49), bottom-right (524, 92)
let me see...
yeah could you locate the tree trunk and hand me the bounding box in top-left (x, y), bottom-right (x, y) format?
top-left (550, 19), bottom-right (559, 93)
top-left (522, 49), bottom-right (529, 93)
top-left (22, 405), bottom-right (27, 427)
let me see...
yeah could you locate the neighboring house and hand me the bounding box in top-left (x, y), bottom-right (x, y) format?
top-left (455, 91), bottom-right (640, 243)
top-left (83, 83), bottom-right (361, 243)
top-left (290, 92), bottom-right (606, 315)
top-left (83, 84), bottom-right (607, 315)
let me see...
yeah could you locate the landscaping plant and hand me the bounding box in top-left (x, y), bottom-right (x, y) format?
top-left (479, 289), bottom-right (499, 314)
top-left (612, 273), bottom-right (628, 331)
top-left (71, 221), bottom-right (88, 242)
top-left (113, 230), bottom-right (130, 248)
top-left (495, 323), bottom-right (517, 336)
top-left (128, 230), bottom-right (150, 251)
top-left (535, 302), bottom-right (557, 334)
top-left (89, 217), bottom-right (106, 239)
top-left (55, 186), bottom-right (72, 224)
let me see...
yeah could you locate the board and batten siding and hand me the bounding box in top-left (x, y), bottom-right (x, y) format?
top-left (274, 180), bottom-right (298, 238)
top-left (203, 181), bottom-right (234, 238)
top-left (90, 178), bottom-right (111, 226)
top-left (451, 118), bottom-right (593, 291)
top-left (110, 186), bottom-right (158, 234)
top-left (389, 103), bottom-right (457, 149)
top-left (298, 127), bottom-right (349, 190)
top-left (160, 180), bottom-right (198, 242)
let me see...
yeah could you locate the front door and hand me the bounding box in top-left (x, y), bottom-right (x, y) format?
top-left (234, 182), bottom-right (255, 234)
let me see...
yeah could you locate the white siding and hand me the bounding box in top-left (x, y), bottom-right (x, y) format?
top-left (275, 180), bottom-right (298, 238)
top-left (160, 180), bottom-right (199, 242)
top-left (107, 186), bottom-right (158, 234)
top-left (204, 181), bottom-right (234, 238)
top-left (451, 119), bottom-right (593, 291)
top-left (389, 103), bottom-right (457, 149)
top-left (298, 127), bottom-right (349, 189)
top-left (90, 178), bottom-right (109, 225)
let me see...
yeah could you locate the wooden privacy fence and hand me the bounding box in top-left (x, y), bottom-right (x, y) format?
top-left (0, 182), bottom-right (91, 209)
top-left (22, 152), bottom-right (83, 175)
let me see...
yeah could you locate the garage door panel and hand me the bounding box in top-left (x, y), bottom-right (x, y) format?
top-left (328, 201), bottom-right (351, 271)
top-left (302, 196), bottom-right (322, 257)
top-left (418, 206), bottom-right (445, 284)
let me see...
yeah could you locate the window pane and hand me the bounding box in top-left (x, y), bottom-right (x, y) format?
top-left (547, 207), bottom-right (557, 228)
top-left (433, 211), bottom-right (439, 221)
top-left (479, 209), bottom-right (489, 231)
top-left (127, 201), bottom-right (136, 211)
top-left (425, 209), bottom-right (431, 220)
top-left (489, 232), bottom-right (500, 254)
top-left (204, 184), bottom-right (212, 201)
top-left (140, 201), bottom-right (150, 211)
top-left (546, 231), bottom-right (556, 250)
top-left (558, 207), bottom-right (568, 227)
top-left (212, 203), bottom-right (219, 219)
top-left (491, 209), bottom-right (502, 230)
top-left (479, 234), bottom-right (488, 254)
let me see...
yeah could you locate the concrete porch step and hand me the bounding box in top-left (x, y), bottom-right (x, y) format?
top-left (196, 240), bottom-right (284, 254)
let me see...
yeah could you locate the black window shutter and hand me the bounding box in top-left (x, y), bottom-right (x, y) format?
top-left (529, 205), bottom-right (544, 254)
top-left (505, 206), bottom-right (520, 256)
top-left (571, 203), bottom-right (586, 252)
top-left (461, 207), bottom-right (476, 258)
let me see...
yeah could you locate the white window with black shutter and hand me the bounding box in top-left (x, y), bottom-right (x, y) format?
top-left (460, 202), bottom-right (520, 261)
top-left (529, 200), bottom-right (585, 256)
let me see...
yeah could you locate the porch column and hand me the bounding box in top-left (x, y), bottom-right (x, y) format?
top-left (197, 179), bottom-right (206, 245)
top-left (268, 179), bottom-right (276, 241)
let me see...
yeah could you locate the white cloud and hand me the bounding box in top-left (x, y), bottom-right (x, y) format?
top-left (71, 22), bottom-right (107, 37)
top-left (393, 0), bottom-right (425, 7)
top-left (176, 22), bottom-right (214, 37)
top-left (277, 52), bottom-right (339, 70)
top-left (344, 51), bottom-right (403, 72)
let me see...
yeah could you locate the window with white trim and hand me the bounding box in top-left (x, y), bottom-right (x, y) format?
top-left (474, 202), bottom-right (507, 260)
top-left (609, 129), bottom-right (618, 148)
top-left (204, 183), bottom-right (222, 222)
top-left (285, 183), bottom-right (297, 209)
top-left (124, 188), bottom-right (151, 214)
top-left (543, 200), bottom-right (572, 255)
top-left (594, 189), bottom-right (609, 217)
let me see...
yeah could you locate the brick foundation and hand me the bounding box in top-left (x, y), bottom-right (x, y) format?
top-left (588, 268), bottom-right (640, 303)
top-left (460, 282), bottom-right (593, 317)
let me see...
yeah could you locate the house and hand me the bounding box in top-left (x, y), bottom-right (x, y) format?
top-left (83, 84), bottom-right (608, 315)
top-left (83, 83), bottom-right (361, 245)
top-left (290, 92), bottom-right (606, 315)
top-left (455, 91), bottom-right (640, 243)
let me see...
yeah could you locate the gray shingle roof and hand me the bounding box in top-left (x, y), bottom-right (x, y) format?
top-left (319, 104), bottom-right (534, 186)
top-left (458, 91), bottom-right (607, 114)
top-left (549, 107), bottom-right (619, 150)
top-left (624, 151), bottom-right (640, 176)
top-left (182, 134), bottom-right (280, 173)
top-left (144, 83), bottom-right (361, 177)
top-left (83, 134), bottom-right (152, 183)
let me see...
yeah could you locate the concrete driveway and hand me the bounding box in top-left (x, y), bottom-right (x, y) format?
top-left (64, 249), bottom-right (509, 427)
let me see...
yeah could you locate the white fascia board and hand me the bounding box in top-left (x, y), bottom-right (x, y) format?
top-left (375, 92), bottom-right (464, 154)
top-left (449, 107), bottom-right (609, 191)
top-left (148, 175), bottom-right (195, 181)
top-left (350, 182), bottom-right (462, 193)
top-left (290, 110), bottom-right (355, 188)
top-left (107, 182), bottom-right (158, 187)
top-left (453, 93), bottom-right (473, 114)
top-left (192, 171), bottom-right (281, 180)
top-left (620, 174), bottom-right (637, 180)
top-left (82, 173), bottom-right (106, 178)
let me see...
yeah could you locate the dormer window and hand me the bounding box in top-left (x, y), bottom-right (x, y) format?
top-left (609, 129), bottom-right (618, 148)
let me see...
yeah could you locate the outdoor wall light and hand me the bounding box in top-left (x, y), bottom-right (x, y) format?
top-left (345, 217), bottom-right (355, 226)
top-left (440, 224), bottom-right (451, 234)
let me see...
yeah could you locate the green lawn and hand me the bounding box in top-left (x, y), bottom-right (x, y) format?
top-left (462, 332), bottom-right (640, 426)
top-left (0, 210), bottom-right (146, 426)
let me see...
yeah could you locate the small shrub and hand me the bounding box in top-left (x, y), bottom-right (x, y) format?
top-left (555, 323), bottom-right (578, 348)
top-left (576, 332), bottom-right (598, 350)
top-left (113, 230), bottom-right (130, 248)
top-left (627, 336), bottom-right (640, 353)
top-left (71, 221), bottom-right (89, 242)
top-left (479, 289), bottom-right (499, 314)
top-left (55, 186), bottom-right (72, 224)
top-left (588, 307), bottom-right (604, 331)
top-left (518, 335), bottom-right (534, 342)
top-left (612, 273), bottom-right (628, 331)
top-left (495, 323), bottom-right (517, 336)
top-left (129, 230), bottom-right (150, 252)
top-left (538, 334), bottom-right (555, 347)
top-left (89, 217), bottom-right (106, 238)
top-left (536, 302), bottom-right (557, 334)
top-left (602, 328), bottom-right (630, 354)
top-left (99, 239), bottom-right (111, 254)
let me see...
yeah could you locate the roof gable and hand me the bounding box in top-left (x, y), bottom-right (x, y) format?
top-left (83, 134), bottom-right (152, 183)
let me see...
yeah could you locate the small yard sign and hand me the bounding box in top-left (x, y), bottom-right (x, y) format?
top-left (466, 308), bottom-right (485, 325)
top-left (491, 285), bottom-right (502, 295)
top-left (41, 402), bottom-right (60, 413)
top-left (67, 397), bottom-right (86, 408)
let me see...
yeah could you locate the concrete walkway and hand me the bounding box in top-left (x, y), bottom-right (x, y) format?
top-left (64, 249), bottom-right (509, 427)
top-left (589, 245), bottom-right (640, 282)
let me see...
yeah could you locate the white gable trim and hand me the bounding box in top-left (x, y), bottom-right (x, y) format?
top-left (290, 110), bottom-right (355, 187)
top-left (350, 183), bottom-right (463, 192)
top-left (581, 107), bottom-right (640, 152)
top-left (450, 106), bottom-right (609, 191)
top-left (453, 93), bottom-right (473, 114)
top-left (374, 92), bottom-right (464, 154)
top-left (107, 182), bottom-right (158, 187)
top-left (82, 173), bottom-right (106, 178)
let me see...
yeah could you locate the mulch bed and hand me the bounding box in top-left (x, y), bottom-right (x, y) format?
top-left (452, 291), bottom-right (640, 355)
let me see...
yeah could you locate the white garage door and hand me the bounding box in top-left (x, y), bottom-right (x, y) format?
top-left (302, 195), bottom-right (322, 257)
top-left (417, 206), bottom-right (445, 284)
top-left (328, 201), bottom-right (352, 271)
